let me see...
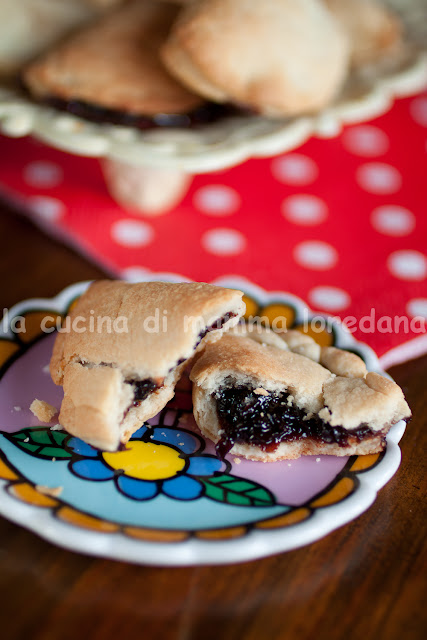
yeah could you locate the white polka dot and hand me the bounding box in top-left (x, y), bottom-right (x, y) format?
top-left (342, 125), bottom-right (389, 157)
top-left (371, 205), bottom-right (415, 236)
top-left (388, 250), bottom-right (427, 281)
top-left (193, 185), bottom-right (240, 216)
top-left (282, 194), bottom-right (328, 226)
top-left (23, 161), bottom-right (63, 188)
top-left (271, 154), bottom-right (318, 186)
top-left (356, 163), bottom-right (402, 194)
top-left (410, 97), bottom-right (427, 127)
top-left (201, 228), bottom-right (246, 256)
top-left (121, 267), bottom-right (152, 282)
top-left (111, 219), bottom-right (155, 248)
top-left (28, 196), bottom-right (65, 222)
top-left (308, 286), bottom-right (351, 311)
top-left (407, 298), bottom-right (427, 319)
top-left (293, 241), bottom-right (338, 270)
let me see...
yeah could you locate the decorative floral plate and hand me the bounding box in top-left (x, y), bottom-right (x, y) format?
top-left (0, 0), bottom-right (426, 171)
top-left (0, 276), bottom-right (406, 565)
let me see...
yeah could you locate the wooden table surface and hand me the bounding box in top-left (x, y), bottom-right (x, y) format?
top-left (0, 201), bottom-right (425, 640)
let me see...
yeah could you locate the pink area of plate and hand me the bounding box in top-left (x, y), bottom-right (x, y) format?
top-left (0, 334), bottom-right (63, 431)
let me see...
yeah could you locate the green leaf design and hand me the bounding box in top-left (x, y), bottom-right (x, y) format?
top-left (6, 428), bottom-right (71, 459)
top-left (200, 473), bottom-right (275, 507)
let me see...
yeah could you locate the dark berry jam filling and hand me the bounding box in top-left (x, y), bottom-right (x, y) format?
top-left (170, 312), bottom-right (238, 371)
top-left (131, 379), bottom-right (158, 407)
top-left (207, 312), bottom-right (238, 332)
top-left (41, 97), bottom-right (251, 130)
top-left (215, 385), bottom-right (376, 459)
top-left (198, 312), bottom-right (237, 343)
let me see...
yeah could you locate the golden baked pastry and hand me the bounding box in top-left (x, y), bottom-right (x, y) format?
top-left (50, 280), bottom-right (245, 451)
top-left (161, 0), bottom-right (351, 117)
top-left (190, 325), bottom-right (411, 461)
top-left (23, 0), bottom-right (204, 117)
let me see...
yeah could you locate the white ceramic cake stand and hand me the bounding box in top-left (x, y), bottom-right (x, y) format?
top-left (0, 0), bottom-right (426, 215)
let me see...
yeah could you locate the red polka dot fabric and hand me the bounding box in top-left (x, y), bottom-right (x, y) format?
top-left (1, 93), bottom-right (426, 367)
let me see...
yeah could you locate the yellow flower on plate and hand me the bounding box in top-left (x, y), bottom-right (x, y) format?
top-left (103, 441), bottom-right (185, 482)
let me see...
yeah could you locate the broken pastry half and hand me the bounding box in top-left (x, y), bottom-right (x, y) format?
top-left (50, 280), bottom-right (245, 451)
top-left (190, 325), bottom-right (411, 461)
top-left (161, 0), bottom-right (350, 117)
top-left (22, 0), bottom-right (217, 128)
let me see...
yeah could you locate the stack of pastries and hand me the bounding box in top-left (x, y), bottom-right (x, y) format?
top-left (0, 0), bottom-right (404, 128)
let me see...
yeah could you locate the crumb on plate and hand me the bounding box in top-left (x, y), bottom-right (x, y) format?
top-left (35, 484), bottom-right (63, 497)
top-left (30, 399), bottom-right (57, 422)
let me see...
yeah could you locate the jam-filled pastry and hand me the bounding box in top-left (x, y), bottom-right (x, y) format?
top-left (0, 0), bottom-right (96, 77)
top-left (161, 0), bottom-right (350, 117)
top-left (323, 0), bottom-right (403, 68)
top-left (23, 0), bottom-right (204, 120)
top-left (190, 326), bottom-right (411, 461)
top-left (50, 280), bottom-right (245, 451)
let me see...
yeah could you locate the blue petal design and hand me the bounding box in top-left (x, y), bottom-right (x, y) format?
top-left (187, 455), bottom-right (223, 477)
top-left (129, 425), bottom-right (148, 440)
top-left (67, 438), bottom-right (98, 457)
top-left (71, 459), bottom-right (115, 481)
top-left (117, 475), bottom-right (158, 501)
top-left (162, 475), bottom-right (203, 500)
top-left (151, 427), bottom-right (200, 454)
